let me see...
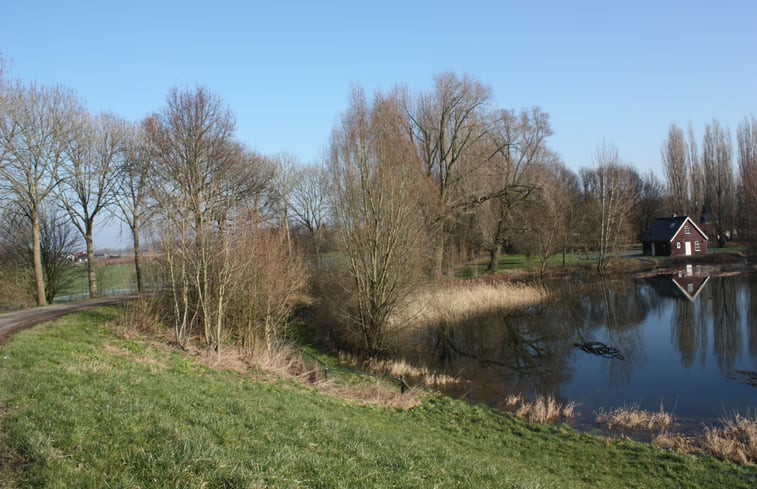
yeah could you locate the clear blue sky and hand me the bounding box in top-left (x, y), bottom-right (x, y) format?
top-left (2, 1), bottom-right (755, 247)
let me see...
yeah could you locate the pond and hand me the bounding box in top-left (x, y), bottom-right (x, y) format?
top-left (395, 266), bottom-right (757, 429)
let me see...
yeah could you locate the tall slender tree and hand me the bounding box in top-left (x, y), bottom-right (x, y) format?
top-left (737, 117), bottom-right (757, 246)
top-left (59, 111), bottom-right (127, 298)
top-left (115, 120), bottom-right (154, 293)
top-left (0, 83), bottom-right (78, 305)
top-left (702, 119), bottom-right (735, 246)
top-left (661, 124), bottom-right (688, 215)
top-left (687, 124), bottom-right (705, 220)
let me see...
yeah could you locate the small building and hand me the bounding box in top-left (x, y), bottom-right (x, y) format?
top-left (640, 216), bottom-right (708, 257)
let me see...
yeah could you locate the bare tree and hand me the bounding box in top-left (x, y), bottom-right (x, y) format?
top-left (662, 124), bottom-right (688, 215)
top-left (0, 83), bottom-right (78, 305)
top-left (687, 124), bottom-right (705, 219)
top-left (581, 144), bottom-right (638, 270)
top-left (115, 120), bottom-right (155, 293)
top-left (406, 72), bottom-right (493, 274)
top-left (737, 117), bottom-right (757, 246)
top-left (475, 107), bottom-right (553, 271)
top-left (147, 86), bottom-right (240, 351)
top-left (330, 87), bottom-right (427, 355)
top-left (0, 205), bottom-right (79, 303)
top-left (702, 119), bottom-right (735, 246)
top-left (147, 87), bottom-right (276, 358)
top-left (271, 152), bottom-right (300, 252)
top-left (516, 161), bottom-right (581, 273)
top-left (58, 111), bottom-right (127, 298)
top-left (632, 171), bottom-right (666, 239)
top-left (290, 162), bottom-right (330, 268)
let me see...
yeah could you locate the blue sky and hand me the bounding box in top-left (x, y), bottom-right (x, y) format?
top-left (2, 1), bottom-right (756, 247)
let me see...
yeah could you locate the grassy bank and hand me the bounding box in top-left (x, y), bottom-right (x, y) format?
top-left (1, 308), bottom-right (755, 488)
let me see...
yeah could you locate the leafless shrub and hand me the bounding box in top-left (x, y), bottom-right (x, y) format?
top-left (225, 224), bottom-right (310, 356)
top-left (117, 296), bottom-right (166, 334)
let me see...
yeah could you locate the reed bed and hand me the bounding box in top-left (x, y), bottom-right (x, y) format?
top-left (395, 282), bottom-right (548, 328)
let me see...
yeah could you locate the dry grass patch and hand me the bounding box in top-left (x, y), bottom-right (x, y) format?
top-left (501, 394), bottom-right (578, 424)
top-left (652, 432), bottom-right (697, 454)
top-left (310, 379), bottom-right (424, 409)
top-left (356, 355), bottom-right (462, 388)
top-left (395, 282), bottom-right (548, 328)
top-left (595, 404), bottom-right (673, 432)
top-left (703, 412), bottom-right (757, 465)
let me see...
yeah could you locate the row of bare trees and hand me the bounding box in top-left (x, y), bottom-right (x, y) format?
top-left (662, 118), bottom-right (757, 247)
top-left (0, 75), bottom-right (308, 356)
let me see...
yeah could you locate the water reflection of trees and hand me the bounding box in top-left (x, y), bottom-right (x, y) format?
top-left (748, 274), bottom-right (757, 360)
top-left (710, 276), bottom-right (743, 373)
top-left (390, 272), bottom-right (756, 406)
top-left (655, 273), bottom-right (754, 375)
top-left (392, 275), bottom-right (652, 400)
top-left (671, 297), bottom-right (708, 368)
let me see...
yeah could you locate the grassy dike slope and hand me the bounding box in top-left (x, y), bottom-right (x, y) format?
top-left (0, 308), bottom-right (754, 488)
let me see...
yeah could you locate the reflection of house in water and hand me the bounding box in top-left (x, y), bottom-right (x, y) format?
top-left (646, 265), bottom-right (710, 301)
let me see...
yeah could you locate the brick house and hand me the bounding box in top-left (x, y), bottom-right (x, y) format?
top-left (640, 216), bottom-right (708, 257)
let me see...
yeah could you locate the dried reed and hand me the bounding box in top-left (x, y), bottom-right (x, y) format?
top-left (703, 412), bottom-right (757, 465)
top-left (595, 403), bottom-right (673, 432)
top-left (501, 394), bottom-right (578, 424)
top-left (394, 282), bottom-right (548, 329)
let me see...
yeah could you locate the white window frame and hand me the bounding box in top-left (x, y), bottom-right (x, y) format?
top-left (694, 241), bottom-right (701, 252)
top-left (676, 242), bottom-right (681, 249)
top-left (684, 225), bottom-right (691, 234)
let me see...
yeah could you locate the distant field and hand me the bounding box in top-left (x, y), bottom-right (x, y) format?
top-left (58, 261), bottom-right (138, 301)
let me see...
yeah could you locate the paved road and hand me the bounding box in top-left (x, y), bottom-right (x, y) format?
top-left (0, 295), bottom-right (138, 345)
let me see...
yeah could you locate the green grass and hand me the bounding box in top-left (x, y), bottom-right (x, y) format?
top-left (1, 308), bottom-right (755, 488)
top-left (457, 252), bottom-right (598, 278)
top-left (58, 262), bottom-right (138, 299)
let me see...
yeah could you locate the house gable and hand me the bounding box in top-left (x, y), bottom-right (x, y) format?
top-left (641, 216), bottom-right (709, 256)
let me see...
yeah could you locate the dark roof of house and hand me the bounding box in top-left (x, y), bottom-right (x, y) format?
top-left (640, 216), bottom-right (709, 242)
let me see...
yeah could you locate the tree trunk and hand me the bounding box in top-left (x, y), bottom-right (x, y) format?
top-left (487, 246), bottom-right (499, 272)
top-left (31, 211), bottom-right (47, 306)
top-left (132, 220), bottom-right (144, 293)
top-left (85, 226), bottom-right (98, 298)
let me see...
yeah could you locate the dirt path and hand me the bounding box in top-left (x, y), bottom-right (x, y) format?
top-left (0, 295), bottom-right (138, 346)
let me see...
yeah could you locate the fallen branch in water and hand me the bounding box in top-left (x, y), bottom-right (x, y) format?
top-left (574, 341), bottom-right (624, 360)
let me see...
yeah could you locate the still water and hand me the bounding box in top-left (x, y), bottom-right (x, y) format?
top-left (398, 267), bottom-right (756, 427)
